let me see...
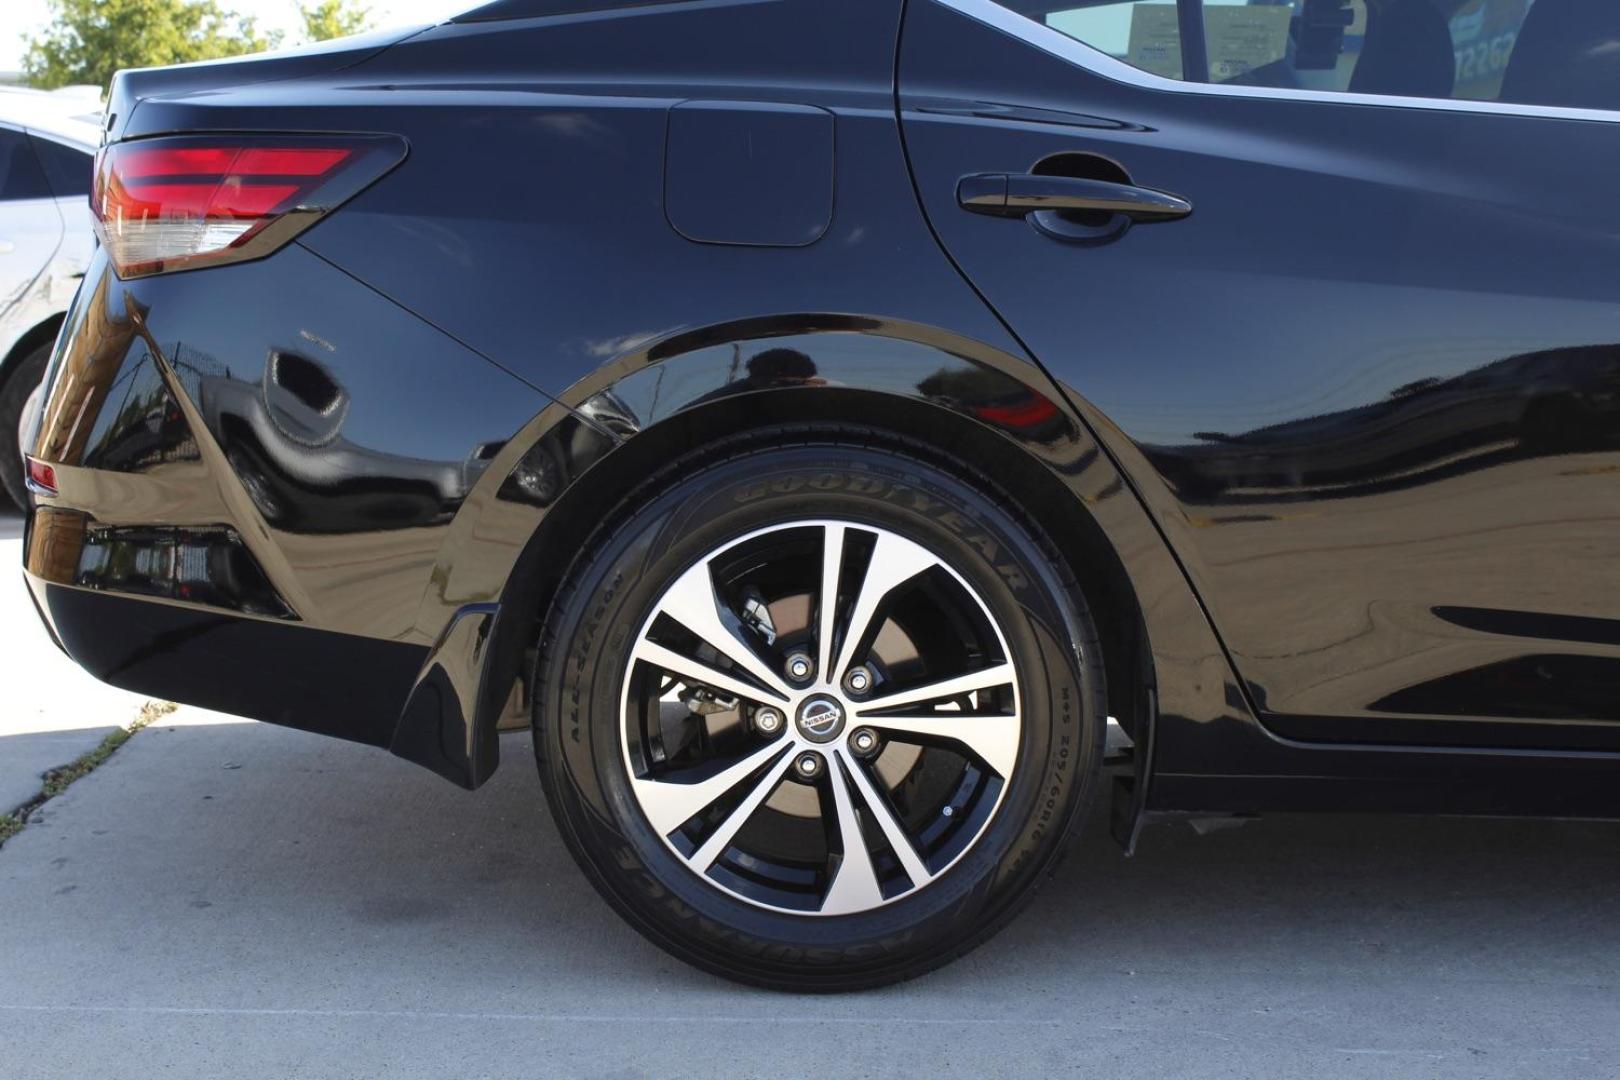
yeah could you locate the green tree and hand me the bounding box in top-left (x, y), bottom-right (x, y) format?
top-left (299, 0), bottom-right (372, 42)
top-left (23, 0), bottom-right (280, 92)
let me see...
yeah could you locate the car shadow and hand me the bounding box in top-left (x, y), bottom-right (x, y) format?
top-left (6, 717), bottom-right (1617, 1010)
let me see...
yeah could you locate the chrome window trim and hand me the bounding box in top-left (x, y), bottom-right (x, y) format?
top-left (931, 0), bottom-right (1620, 125)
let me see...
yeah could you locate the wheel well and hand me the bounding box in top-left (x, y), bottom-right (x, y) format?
top-left (479, 388), bottom-right (1152, 747)
top-left (1, 314), bottom-right (63, 385)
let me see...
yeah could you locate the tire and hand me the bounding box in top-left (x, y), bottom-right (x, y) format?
top-left (533, 431), bottom-right (1107, 990)
top-left (0, 340), bottom-right (49, 510)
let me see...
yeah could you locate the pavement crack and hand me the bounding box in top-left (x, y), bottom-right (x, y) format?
top-left (0, 700), bottom-right (176, 849)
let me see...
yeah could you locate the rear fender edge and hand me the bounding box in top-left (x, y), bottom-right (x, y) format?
top-left (398, 315), bottom-right (1250, 805)
top-left (393, 602), bottom-right (501, 789)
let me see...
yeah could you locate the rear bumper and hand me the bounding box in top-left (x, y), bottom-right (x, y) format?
top-left (22, 244), bottom-right (553, 786)
top-left (25, 571), bottom-right (426, 748)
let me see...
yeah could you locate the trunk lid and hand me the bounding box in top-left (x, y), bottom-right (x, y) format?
top-left (105, 25), bottom-right (431, 142)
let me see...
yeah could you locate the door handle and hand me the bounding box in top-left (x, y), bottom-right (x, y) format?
top-left (957, 173), bottom-right (1192, 223)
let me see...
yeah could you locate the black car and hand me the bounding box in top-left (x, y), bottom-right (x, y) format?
top-left (22, 0), bottom-right (1620, 990)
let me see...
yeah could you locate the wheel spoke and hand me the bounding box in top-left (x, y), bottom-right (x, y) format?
top-left (820, 755), bottom-right (884, 915)
top-left (855, 661), bottom-right (1015, 713)
top-left (855, 662), bottom-right (1020, 778)
top-left (855, 711), bottom-right (1020, 778)
top-left (816, 523), bottom-right (846, 680)
top-left (655, 560), bottom-right (793, 699)
top-left (836, 747), bottom-right (932, 889)
top-left (631, 741), bottom-right (790, 837)
top-left (686, 750), bottom-right (797, 871)
top-left (631, 639), bottom-right (787, 706)
top-left (831, 530), bottom-right (944, 683)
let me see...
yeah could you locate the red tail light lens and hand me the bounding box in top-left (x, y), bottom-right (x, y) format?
top-left (25, 457), bottom-right (57, 497)
top-left (92, 134), bottom-right (407, 279)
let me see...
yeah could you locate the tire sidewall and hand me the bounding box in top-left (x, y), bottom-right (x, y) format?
top-left (537, 443), bottom-right (1102, 985)
top-left (0, 342), bottom-right (49, 510)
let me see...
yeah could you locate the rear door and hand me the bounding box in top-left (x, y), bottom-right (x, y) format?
top-left (0, 125), bottom-right (64, 323)
top-left (900, 0), bottom-right (1620, 749)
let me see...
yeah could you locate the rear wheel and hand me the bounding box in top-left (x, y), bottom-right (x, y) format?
top-left (534, 435), bottom-right (1106, 989)
top-left (0, 341), bottom-right (50, 509)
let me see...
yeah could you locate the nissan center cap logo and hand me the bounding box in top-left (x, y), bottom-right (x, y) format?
top-left (797, 696), bottom-right (846, 742)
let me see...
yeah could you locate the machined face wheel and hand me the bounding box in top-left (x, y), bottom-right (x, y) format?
top-left (536, 439), bottom-right (1103, 989)
top-left (622, 520), bottom-right (1020, 916)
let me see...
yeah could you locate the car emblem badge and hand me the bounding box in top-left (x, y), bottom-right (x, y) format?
top-left (797, 696), bottom-right (845, 742)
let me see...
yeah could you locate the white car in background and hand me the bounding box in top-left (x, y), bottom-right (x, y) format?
top-left (0, 88), bottom-right (100, 508)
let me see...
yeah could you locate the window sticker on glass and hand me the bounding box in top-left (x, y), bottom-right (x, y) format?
top-left (1126, 4), bottom-right (1183, 79)
top-left (1205, 5), bottom-right (1293, 82)
top-left (1449, 0), bottom-right (1532, 101)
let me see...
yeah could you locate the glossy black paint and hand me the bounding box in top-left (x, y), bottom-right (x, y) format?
top-left (28, 578), bottom-right (426, 747)
top-left (24, 0), bottom-right (1620, 824)
top-left (26, 504), bottom-right (291, 618)
top-left (27, 233), bottom-right (555, 736)
top-left (392, 314), bottom-right (1187, 789)
top-left (665, 101), bottom-right (835, 247)
top-left (902, 0), bottom-right (1620, 751)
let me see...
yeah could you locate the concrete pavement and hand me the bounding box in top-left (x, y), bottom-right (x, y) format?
top-left (1, 712), bottom-right (1618, 1078)
top-left (0, 512), bottom-right (150, 814)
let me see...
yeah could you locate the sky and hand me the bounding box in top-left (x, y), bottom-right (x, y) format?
top-left (0, 0), bottom-right (471, 73)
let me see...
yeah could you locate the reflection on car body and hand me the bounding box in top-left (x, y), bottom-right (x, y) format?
top-left (20, 0), bottom-right (1620, 991)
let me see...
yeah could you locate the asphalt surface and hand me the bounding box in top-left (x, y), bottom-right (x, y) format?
top-left (2, 516), bottom-right (1619, 1078)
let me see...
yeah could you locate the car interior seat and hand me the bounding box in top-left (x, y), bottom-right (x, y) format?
top-left (1500, 0), bottom-right (1620, 110)
top-left (1349, 0), bottom-right (1457, 98)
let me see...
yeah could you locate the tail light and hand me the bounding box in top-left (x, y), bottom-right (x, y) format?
top-left (25, 457), bottom-right (58, 497)
top-left (91, 134), bottom-right (407, 279)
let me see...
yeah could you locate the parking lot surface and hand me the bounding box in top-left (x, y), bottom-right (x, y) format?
top-left (0, 514), bottom-right (146, 813)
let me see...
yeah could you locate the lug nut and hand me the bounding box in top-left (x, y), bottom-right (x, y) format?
top-left (755, 706), bottom-right (785, 736)
top-left (785, 652), bottom-right (815, 683)
top-left (843, 666), bottom-right (873, 696)
top-left (794, 751), bottom-right (824, 779)
top-left (849, 727), bottom-right (879, 756)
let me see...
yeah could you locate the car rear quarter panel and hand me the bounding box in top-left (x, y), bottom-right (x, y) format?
top-left (65, 0), bottom-right (1255, 791)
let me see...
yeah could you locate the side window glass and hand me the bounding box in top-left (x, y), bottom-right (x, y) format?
top-left (0, 129), bottom-right (52, 202)
top-left (1045, 1), bottom-right (1190, 79)
top-left (1021, 0), bottom-right (1620, 111)
top-left (29, 135), bottom-right (93, 199)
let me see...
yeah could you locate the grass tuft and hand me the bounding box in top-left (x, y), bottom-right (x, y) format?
top-left (0, 700), bottom-right (177, 848)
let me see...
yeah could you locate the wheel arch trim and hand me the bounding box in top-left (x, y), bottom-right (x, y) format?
top-left (392, 315), bottom-right (1252, 818)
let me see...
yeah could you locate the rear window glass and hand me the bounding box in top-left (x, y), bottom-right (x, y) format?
top-left (29, 134), bottom-right (93, 199)
top-left (0, 129), bottom-right (51, 202)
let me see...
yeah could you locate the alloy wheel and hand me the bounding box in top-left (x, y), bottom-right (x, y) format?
top-left (620, 519), bottom-right (1021, 916)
